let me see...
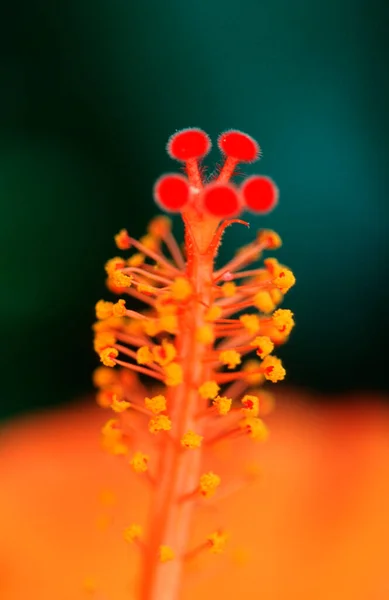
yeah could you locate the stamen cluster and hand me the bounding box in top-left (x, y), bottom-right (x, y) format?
top-left (92, 128), bottom-right (295, 600)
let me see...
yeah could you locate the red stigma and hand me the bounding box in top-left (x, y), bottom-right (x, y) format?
top-left (203, 184), bottom-right (241, 218)
top-left (241, 176), bottom-right (279, 214)
top-left (167, 128), bottom-right (211, 162)
top-left (218, 130), bottom-right (260, 163)
top-left (154, 174), bottom-right (190, 212)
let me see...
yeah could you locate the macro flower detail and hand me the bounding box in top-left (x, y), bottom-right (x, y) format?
top-left (92, 128), bottom-right (295, 600)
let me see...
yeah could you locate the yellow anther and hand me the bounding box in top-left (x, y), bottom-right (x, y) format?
top-left (152, 339), bottom-right (177, 366)
top-left (213, 395), bottom-right (232, 415)
top-left (261, 355), bottom-right (286, 382)
top-left (112, 271), bottom-right (133, 288)
top-left (140, 233), bottom-right (159, 252)
top-left (159, 545), bottom-right (175, 562)
top-left (148, 414), bottom-right (172, 434)
top-left (221, 281), bottom-right (237, 297)
top-left (270, 287), bottom-right (283, 305)
top-left (144, 394), bottom-right (167, 414)
top-left (136, 346), bottom-right (154, 365)
top-left (114, 228), bottom-right (131, 250)
top-left (96, 389), bottom-right (114, 408)
top-left (163, 362), bottom-right (183, 386)
top-left (112, 298), bottom-right (127, 317)
top-left (127, 252), bottom-right (145, 267)
top-left (219, 349), bottom-right (241, 369)
top-left (273, 267), bottom-right (295, 294)
top-left (137, 282), bottom-right (155, 294)
top-left (143, 319), bottom-right (161, 337)
top-left (111, 396), bottom-right (131, 413)
top-left (253, 290), bottom-right (275, 314)
top-left (99, 347), bottom-right (118, 367)
top-left (207, 531), bottom-right (228, 554)
top-left (101, 419), bottom-right (128, 455)
top-left (93, 366), bottom-right (118, 389)
top-left (181, 430), bottom-right (203, 449)
top-left (272, 308), bottom-right (295, 336)
top-left (241, 394), bottom-right (260, 417)
top-left (243, 359), bottom-right (265, 385)
top-left (199, 472), bottom-right (221, 498)
top-left (198, 380), bottom-right (220, 399)
top-left (257, 229), bottom-right (282, 249)
top-left (94, 332), bottom-right (116, 353)
top-left (93, 316), bottom-right (122, 333)
top-left (95, 300), bottom-right (114, 320)
top-left (205, 304), bottom-right (222, 322)
top-left (155, 293), bottom-right (177, 316)
top-left (105, 257), bottom-right (126, 276)
top-left (148, 215), bottom-right (171, 238)
top-left (196, 324), bottom-right (215, 344)
top-left (130, 451), bottom-right (149, 473)
top-left (250, 336), bottom-right (274, 359)
top-left (239, 313), bottom-right (261, 334)
top-left (123, 524), bottom-right (143, 543)
top-left (240, 417), bottom-right (268, 441)
top-left (170, 276), bottom-right (192, 301)
top-left (159, 315), bottom-right (178, 334)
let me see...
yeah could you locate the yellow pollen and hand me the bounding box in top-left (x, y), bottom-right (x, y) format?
top-left (273, 267), bottom-right (295, 294)
top-left (136, 346), bottom-right (154, 365)
top-left (124, 524), bottom-right (143, 543)
top-left (239, 313), bottom-right (261, 334)
top-left (130, 451), bottom-right (149, 473)
top-left (114, 228), bottom-right (131, 250)
top-left (137, 282), bottom-right (155, 294)
top-left (253, 290), bottom-right (275, 314)
top-left (198, 380), bottom-right (220, 399)
top-left (140, 233), bottom-right (159, 251)
top-left (272, 308), bottom-right (295, 336)
top-left (199, 472), bottom-right (221, 498)
top-left (257, 229), bottom-right (282, 249)
top-left (243, 359), bottom-right (265, 385)
top-left (181, 430), bottom-right (203, 449)
top-left (213, 395), bottom-right (232, 415)
top-left (205, 304), bottom-right (222, 322)
top-left (159, 315), bottom-right (178, 334)
top-left (112, 298), bottom-right (127, 317)
top-left (207, 531), bottom-right (228, 554)
top-left (92, 366), bottom-right (118, 389)
top-left (94, 332), bottom-right (116, 353)
top-left (221, 281), bottom-right (237, 297)
top-left (144, 394), bottom-right (167, 414)
top-left (241, 394), bottom-right (260, 417)
top-left (105, 257), bottom-right (126, 276)
top-left (148, 215), bottom-right (172, 238)
top-left (111, 396), bottom-right (131, 413)
top-left (101, 419), bottom-right (128, 455)
top-left (152, 339), bottom-right (177, 366)
top-left (250, 336), bottom-right (274, 359)
top-left (219, 349), bottom-right (241, 369)
top-left (127, 252), bottom-right (145, 267)
top-left (170, 276), bottom-right (193, 301)
top-left (95, 300), bottom-right (114, 320)
top-left (143, 319), bottom-right (161, 337)
top-left (163, 362), bottom-right (183, 386)
top-left (261, 355), bottom-right (286, 382)
top-left (159, 545), bottom-right (175, 562)
top-left (148, 414), bottom-right (172, 434)
top-left (112, 271), bottom-right (133, 288)
top-left (240, 416), bottom-right (268, 441)
top-left (196, 324), bottom-right (215, 344)
top-left (99, 347), bottom-right (118, 367)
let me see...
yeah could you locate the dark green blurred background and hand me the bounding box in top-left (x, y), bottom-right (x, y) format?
top-left (1, 0), bottom-right (388, 420)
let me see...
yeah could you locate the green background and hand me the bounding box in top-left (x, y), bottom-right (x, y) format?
top-left (1, 0), bottom-right (388, 420)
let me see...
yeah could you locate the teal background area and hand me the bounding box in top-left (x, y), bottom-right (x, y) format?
top-left (1, 0), bottom-right (388, 419)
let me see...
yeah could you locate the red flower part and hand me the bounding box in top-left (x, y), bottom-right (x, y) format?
top-left (241, 176), bottom-right (279, 214)
top-left (202, 183), bottom-right (241, 218)
top-left (167, 128), bottom-right (211, 162)
top-left (153, 174), bottom-right (190, 212)
top-left (218, 130), bottom-right (260, 163)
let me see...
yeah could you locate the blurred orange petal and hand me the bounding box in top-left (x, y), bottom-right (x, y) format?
top-left (1, 390), bottom-right (389, 600)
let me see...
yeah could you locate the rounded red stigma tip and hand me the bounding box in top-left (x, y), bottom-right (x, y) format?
top-left (153, 174), bottom-right (190, 212)
top-left (202, 183), bottom-right (241, 218)
top-left (241, 176), bottom-right (279, 214)
top-left (218, 130), bottom-right (260, 163)
top-left (167, 128), bottom-right (211, 162)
